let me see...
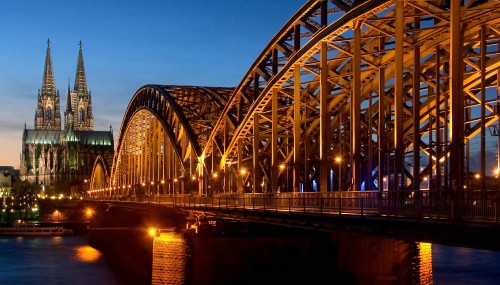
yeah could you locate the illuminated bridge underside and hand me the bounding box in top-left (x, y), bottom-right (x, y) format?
top-left (90, 155), bottom-right (111, 191)
top-left (94, 85), bottom-right (231, 196)
top-left (91, 0), bottom-right (500, 196)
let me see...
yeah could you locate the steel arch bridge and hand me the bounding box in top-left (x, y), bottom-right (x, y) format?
top-left (90, 0), bottom-right (500, 197)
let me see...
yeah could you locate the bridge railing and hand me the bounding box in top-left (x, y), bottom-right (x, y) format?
top-left (90, 189), bottom-right (500, 224)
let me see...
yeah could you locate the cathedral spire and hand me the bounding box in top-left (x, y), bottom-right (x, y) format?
top-left (35, 39), bottom-right (61, 130)
top-left (74, 40), bottom-right (87, 96)
top-left (65, 41), bottom-right (93, 131)
top-left (41, 38), bottom-right (56, 96)
top-left (66, 80), bottom-right (72, 112)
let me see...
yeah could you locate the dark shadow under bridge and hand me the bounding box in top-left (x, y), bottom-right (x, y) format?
top-left (89, 190), bottom-right (500, 251)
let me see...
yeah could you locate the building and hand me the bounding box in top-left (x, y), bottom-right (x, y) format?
top-left (0, 166), bottom-right (18, 197)
top-left (20, 40), bottom-right (114, 196)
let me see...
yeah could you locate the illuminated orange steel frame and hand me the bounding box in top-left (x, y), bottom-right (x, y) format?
top-left (90, 0), bottom-right (500, 197)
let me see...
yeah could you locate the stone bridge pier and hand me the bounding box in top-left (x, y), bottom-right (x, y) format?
top-left (84, 201), bottom-right (190, 285)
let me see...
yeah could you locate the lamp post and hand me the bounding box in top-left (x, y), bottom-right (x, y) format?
top-left (335, 156), bottom-right (342, 191)
top-left (279, 163), bottom-right (286, 193)
top-left (240, 168), bottom-right (247, 194)
top-left (173, 178), bottom-right (178, 195)
top-left (83, 179), bottom-right (88, 198)
top-left (211, 172), bottom-right (218, 196)
top-left (191, 175), bottom-right (197, 194)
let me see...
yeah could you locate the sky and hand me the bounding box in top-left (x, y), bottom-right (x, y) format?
top-left (0, 0), bottom-right (307, 168)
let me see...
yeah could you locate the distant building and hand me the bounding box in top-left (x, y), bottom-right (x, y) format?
top-left (0, 166), bottom-right (18, 197)
top-left (20, 40), bottom-right (114, 195)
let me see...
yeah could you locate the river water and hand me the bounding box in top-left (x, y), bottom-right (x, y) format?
top-left (0, 231), bottom-right (499, 285)
top-left (0, 235), bottom-right (121, 285)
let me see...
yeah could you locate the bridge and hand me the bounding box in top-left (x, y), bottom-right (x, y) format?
top-left (87, 0), bottom-right (500, 249)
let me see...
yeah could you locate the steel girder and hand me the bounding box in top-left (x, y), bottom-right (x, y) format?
top-left (90, 0), bottom-right (500, 196)
top-left (203, 0), bottom-right (500, 194)
top-left (104, 85), bottom-right (230, 195)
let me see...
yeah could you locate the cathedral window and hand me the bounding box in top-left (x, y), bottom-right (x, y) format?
top-left (79, 108), bottom-right (85, 122)
top-left (46, 108), bottom-right (52, 120)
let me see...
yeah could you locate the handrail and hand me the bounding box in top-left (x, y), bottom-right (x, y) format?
top-left (88, 189), bottom-right (500, 225)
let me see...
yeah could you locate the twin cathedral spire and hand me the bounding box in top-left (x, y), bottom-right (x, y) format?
top-left (35, 39), bottom-right (94, 131)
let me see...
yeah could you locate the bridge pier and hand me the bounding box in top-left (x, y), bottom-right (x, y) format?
top-left (84, 201), bottom-right (190, 285)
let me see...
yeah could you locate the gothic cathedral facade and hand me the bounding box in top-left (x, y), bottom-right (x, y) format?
top-left (20, 40), bottom-right (114, 195)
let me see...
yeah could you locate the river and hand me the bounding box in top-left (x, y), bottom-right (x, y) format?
top-left (0, 235), bottom-right (121, 285)
top-left (0, 230), bottom-right (499, 285)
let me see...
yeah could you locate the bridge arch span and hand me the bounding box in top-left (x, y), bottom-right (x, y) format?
top-left (89, 155), bottom-right (111, 197)
top-left (101, 85), bottom-right (231, 196)
top-left (204, 0), bottom-right (500, 194)
top-left (90, 0), bottom-right (500, 197)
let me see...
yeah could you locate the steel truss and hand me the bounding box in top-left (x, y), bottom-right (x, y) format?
top-left (90, 155), bottom-right (111, 193)
top-left (90, 0), bottom-right (500, 196)
top-left (89, 85), bottom-right (231, 196)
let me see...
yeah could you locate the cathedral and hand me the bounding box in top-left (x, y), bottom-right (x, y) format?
top-left (20, 40), bottom-right (114, 195)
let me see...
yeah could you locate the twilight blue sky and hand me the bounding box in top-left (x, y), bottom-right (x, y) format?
top-left (0, 0), bottom-right (306, 167)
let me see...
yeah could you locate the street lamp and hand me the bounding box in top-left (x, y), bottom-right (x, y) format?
top-left (279, 163), bottom-right (287, 192)
top-left (83, 179), bottom-right (89, 198)
top-left (173, 178), bottom-right (179, 195)
top-left (335, 156), bottom-right (342, 191)
top-left (85, 208), bottom-right (93, 219)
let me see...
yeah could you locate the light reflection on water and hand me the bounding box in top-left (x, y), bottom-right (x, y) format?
top-left (74, 245), bottom-right (102, 262)
top-left (152, 232), bottom-right (187, 285)
top-left (417, 242), bottom-right (433, 285)
top-left (0, 235), bottom-right (121, 285)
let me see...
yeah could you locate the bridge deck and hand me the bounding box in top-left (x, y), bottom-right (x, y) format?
top-left (89, 191), bottom-right (500, 251)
